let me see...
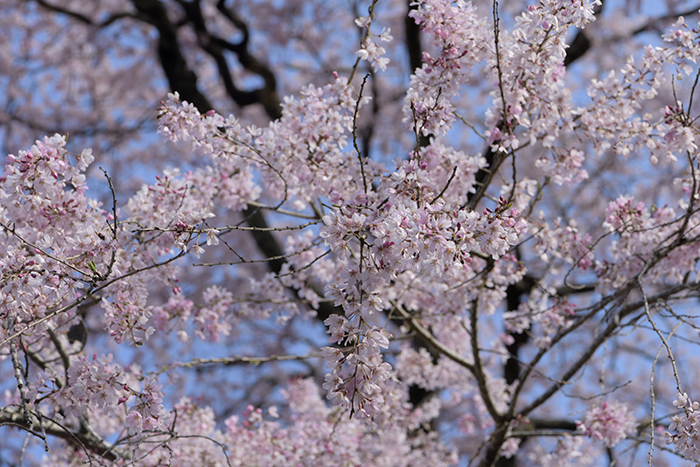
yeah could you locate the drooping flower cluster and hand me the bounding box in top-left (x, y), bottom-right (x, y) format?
top-left (123, 376), bottom-right (168, 435)
top-left (667, 392), bottom-right (700, 461)
top-left (318, 177), bottom-right (527, 414)
top-left (355, 8), bottom-right (394, 72)
top-left (405, 0), bottom-right (490, 136)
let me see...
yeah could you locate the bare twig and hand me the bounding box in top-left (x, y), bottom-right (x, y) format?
top-left (152, 352), bottom-right (322, 376)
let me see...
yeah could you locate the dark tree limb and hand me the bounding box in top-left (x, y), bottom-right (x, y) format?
top-left (176, 0), bottom-right (283, 119)
top-left (405, 0), bottom-right (423, 74)
top-left (0, 408), bottom-right (128, 462)
top-left (528, 418), bottom-right (578, 431)
top-left (132, 0), bottom-right (214, 113)
top-left (405, 0), bottom-right (432, 149)
top-left (34, 0), bottom-right (134, 27)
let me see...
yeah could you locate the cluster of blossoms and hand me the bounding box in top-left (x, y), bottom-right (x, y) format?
top-left (101, 278), bottom-right (155, 346)
top-left (662, 16), bottom-right (700, 74)
top-left (46, 378), bottom-right (455, 466)
top-left (483, 0), bottom-right (599, 147)
top-left (578, 48), bottom-right (666, 159)
top-left (0, 131), bottom-right (228, 349)
top-left (407, 0), bottom-right (600, 151)
top-left (157, 75), bottom-right (368, 209)
top-left (578, 20), bottom-right (700, 166)
top-left (0, 135), bottom-right (108, 332)
top-left (535, 147), bottom-right (588, 185)
top-left (596, 195), bottom-right (700, 292)
top-left (52, 354), bottom-right (125, 416)
top-left (151, 293), bottom-right (194, 342)
top-left (152, 275), bottom-right (292, 344)
top-left (578, 401), bottom-right (638, 447)
top-left (192, 285), bottom-right (234, 342)
top-left (126, 166), bottom-right (217, 256)
top-left (405, 0), bottom-right (490, 136)
top-left (667, 392), bottom-right (700, 460)
top-left (527, 434), bottom-right (596, 467)
top-left (534, 214), bottom-right (594, 271)
top-left (505, 289), bottom-right (578, 348)
top-left (355, 10), bottom-right (393, 72)
top-left (123, 376), bottom-right (168, 435)
top-left (47, 354), bottom-right (167, 438)
top-left (318, 180), bottom-right (527, 414)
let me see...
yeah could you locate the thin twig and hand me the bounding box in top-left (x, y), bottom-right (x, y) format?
top-left (353, 74), bottom-right (371, 196)
top-left (152, 353), bottom-right (321, 376)
top-left (431, 166), bottom-right (458, 205)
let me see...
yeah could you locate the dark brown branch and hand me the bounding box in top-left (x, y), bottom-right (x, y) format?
top-left (632, 5), bottom-right (700, 36)
top-left (480, 423), bottom-right (510, 467)
top-left (169, 0), bottom-right (279, 116)
top-left (405, 0), bottom-right (431, 149)
top-left (503, 274), bottom-right (536, 386)
top-left (392, 301), bottom-right (475, 372)
top-left (34, 0), bottom-right (134, 27)
top-left (131, 0), bottom-right (214, 113)
top-left (529, 418), bottom-right (578, 431)
top-left (466, 138), bottom-right (507, 210)
top-left (405, 0), bottom-right (423, 73)
top-left (0, 408), bottom-right (128, 462)
top-left (359, 73), bottom-right (379, 160)
top-left (211, 0), bottom-right (281, 119)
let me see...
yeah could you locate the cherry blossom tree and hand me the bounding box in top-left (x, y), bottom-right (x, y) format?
top-left (2, 0), bottom-right (700, 465)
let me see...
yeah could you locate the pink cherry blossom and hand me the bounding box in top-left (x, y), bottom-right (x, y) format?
top-left (579, 401), bottom-right (638, 447)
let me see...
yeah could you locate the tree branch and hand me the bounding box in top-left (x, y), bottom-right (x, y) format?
top-left (0, 407), bottom-right (129, 462)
